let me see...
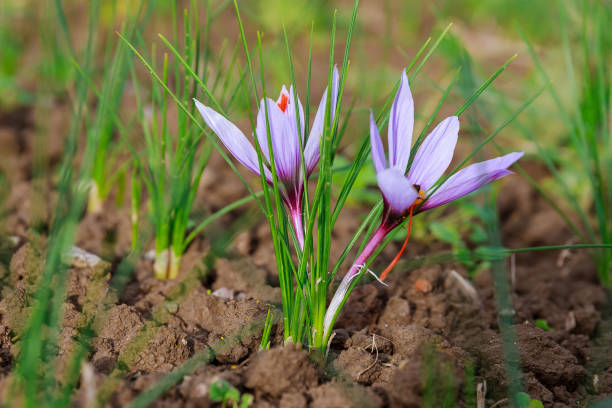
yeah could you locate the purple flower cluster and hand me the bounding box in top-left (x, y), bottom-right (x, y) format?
top-left (195, 67), bottom-right (523, 340)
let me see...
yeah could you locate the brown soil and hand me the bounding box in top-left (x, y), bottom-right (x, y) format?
top-left (0, 108), bottom-right (611, 407)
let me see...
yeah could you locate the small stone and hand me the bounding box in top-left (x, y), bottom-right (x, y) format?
top-left (212, 287), bottom-right (235, 301)
top-left (233, 231), bottom-right (251, 256)
top-left (413, 278), bottom-right (432, 294)
top-left (565, 311), bottom-right (576, 331)
top-left (165, 302), bottom-right (178, 314)
top-left (194, 383), bottom-right (208, 398)
top-left (142, 250), bottom-right (156, 261)
top-left (67, 246), bottom-right (102, 268)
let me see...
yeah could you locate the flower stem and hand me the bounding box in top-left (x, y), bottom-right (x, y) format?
top-left (350, 224), bottom-right (390, 278)
top-left (290, 207), bottom-right (305, 250)
top-left (322, 223), bottom-right (389, 341)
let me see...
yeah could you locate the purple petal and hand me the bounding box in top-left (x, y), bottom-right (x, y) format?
top-left (419, 152), bottom-right (524, 211)
top-left (388, 70), bottom-right (414, 171)
top-left (255, 98), bottom-right (299, 182)
top-left (408, 116), bottom-right (459, 191)
top-left (194, 99), bottom-right (269, 179)
top-left (377, 168), bottom-right (418, 214)
top-left (369, 110), bottom-right (386, 173)
top-left (330, 65), bottom-right (340, 121)
top-left (255, 99), bottom-right (271, 163)
top-left (305, 66), bottom-right (339, 174)
top-left (286, 85), bottom-right (306, 142)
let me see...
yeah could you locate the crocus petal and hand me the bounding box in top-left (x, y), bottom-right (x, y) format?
top-left (255, 98), bottom-right (299, 182)
top-left (255, 98), bottom-right (273, 162)
top-left (388, 70), bottom-right (414, 171)
top-left (369, 110), bottom-right (386, 174)
top-left (408, 116), bottom-right (459, 191)
top-left (377, 168), bottom-right (418, 214)
top-left (286, 85), bottom-right (306, 141)
top-left (419, 152), bottom-right (524, 211)
top-left (304, 66), bottom-right (340, 174)
top-left (194, 99), bottom-right (268, 179)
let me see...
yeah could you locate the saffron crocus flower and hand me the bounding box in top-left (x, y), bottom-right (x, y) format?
top-left (323, 69), bottom-right (523, 339)
top-left (194, 67), bottom-right (339, 248)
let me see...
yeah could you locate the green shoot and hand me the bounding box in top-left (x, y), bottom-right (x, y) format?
top-left (130, 161), bottom-right (142, 251)
top-left (209, 379), bottom-right (254, 408)
top-left (259, 309), bottom-right (275, 350)
top-left (128, 4), bottom-right (213, 279)
top-left (9, 1), bottom-right (103, 406)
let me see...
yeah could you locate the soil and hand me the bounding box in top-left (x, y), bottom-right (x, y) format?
top-left (0, 104), bottom-right (611, 408)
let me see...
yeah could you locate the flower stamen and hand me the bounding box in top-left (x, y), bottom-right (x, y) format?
top-left (412, 185), bottom-right (426, 206)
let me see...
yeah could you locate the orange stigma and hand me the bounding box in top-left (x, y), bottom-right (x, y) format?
top-left (277, 93), bottom-right (289, 112)
top-left (378, 188), bottom-right (423, 281)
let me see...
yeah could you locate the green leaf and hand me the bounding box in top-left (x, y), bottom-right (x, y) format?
top-left (516, 392), bottom-right (532, 408)
top-left (469, 225), bottom-right (488, 244)
top-left (209, 379), bottom-right (234, 402)
top-left (227, 387), bottom-right (241, 403)
top-left (430, 222), bottom-right (462, 246)
top-left (535, 319), bottom-right (552, 331)
top-left (516, 391), bottom-right (545, 408)
top-left (456, 247), bottom-right (475, 269)
top-left (114, 167), bottom-right (127, 207)
top-left (240, 393), bottom-right (254, 408)
top-left (528, 399), bottom-right (544, 408)
top-left (474, 246), bottom-right (507, 262)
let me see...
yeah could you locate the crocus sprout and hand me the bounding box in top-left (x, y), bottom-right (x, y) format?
top-left (194, 67), bottom-right (339, 249)
top-left (323, 69), bottom-right (523, 339)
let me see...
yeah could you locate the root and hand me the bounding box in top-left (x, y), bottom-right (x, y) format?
top-left (357, 333), bottom-right (379, 380)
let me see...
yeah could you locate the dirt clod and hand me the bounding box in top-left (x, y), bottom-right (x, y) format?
top-left (244, 345), bottom-right (319, 399)
top-left (309, 381), bottom-right (383, 408)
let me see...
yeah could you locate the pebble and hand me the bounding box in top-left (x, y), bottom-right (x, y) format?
top-left (67, 246), bottom-right (102, 268)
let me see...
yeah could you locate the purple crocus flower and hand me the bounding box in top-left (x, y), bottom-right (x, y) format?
top-left (194, 67), bottom-right (339, 248)
top-left (323, 69), bottom-right (523, 339)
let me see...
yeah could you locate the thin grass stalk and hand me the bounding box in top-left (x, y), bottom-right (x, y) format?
top-left (10, 1), bottom-right (101, 406)
top-left (119, 33), bottom-right (265, 212)
top-left (88, 1), bottom-right (147, 213)
top-left (125, 3), bottom-right (231, 280)
top-left (233, 0), bottom-right (297, 339)
top-left (519, 3), bottom-right (612, 284)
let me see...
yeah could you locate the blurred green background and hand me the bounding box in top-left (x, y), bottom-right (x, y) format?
top-left (0, 0), bottom-right (609, 260)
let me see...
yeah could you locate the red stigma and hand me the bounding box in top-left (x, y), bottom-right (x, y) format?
top-left (277, 93), bottom-right (289, 112)
top-left (379, 205), bottom-right (415, 281)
